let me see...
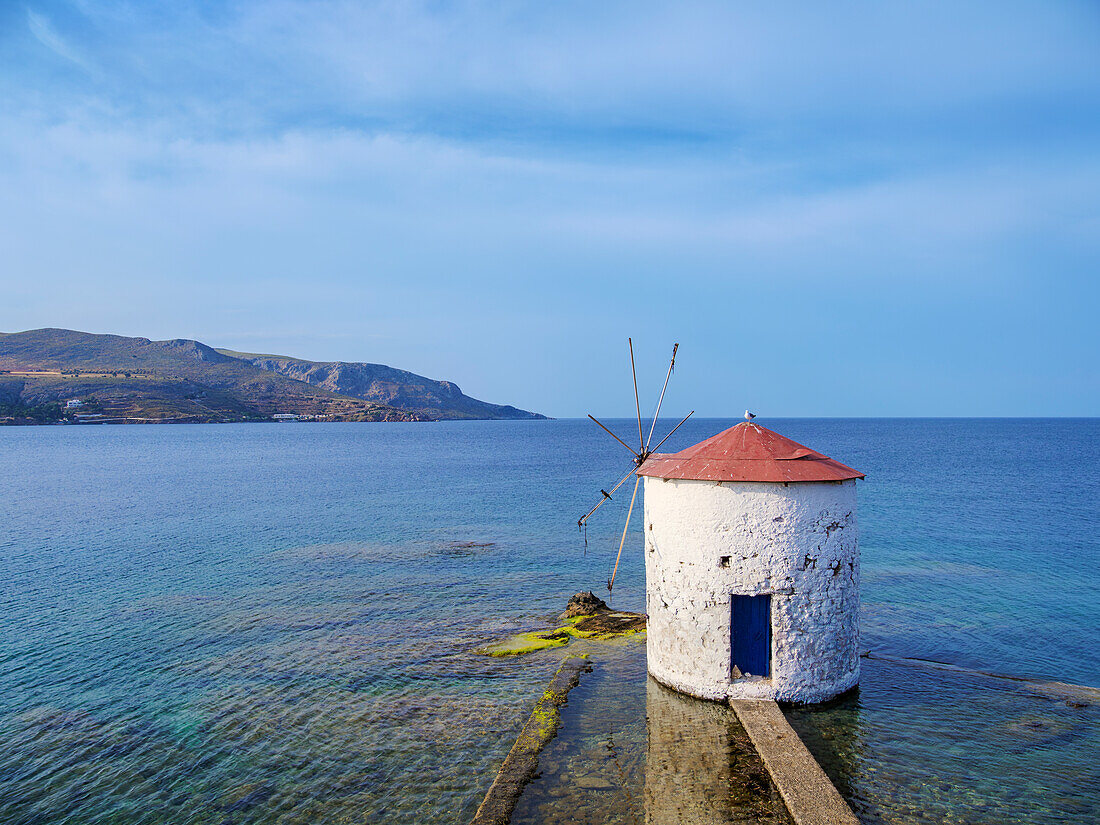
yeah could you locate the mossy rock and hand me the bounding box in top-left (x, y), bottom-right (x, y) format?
top-left (560, 591), bottom-right (609, 619)
top-left (478, 630), bottom-right (571, 657)
top-left (477, 612), bottom-right (645, 657)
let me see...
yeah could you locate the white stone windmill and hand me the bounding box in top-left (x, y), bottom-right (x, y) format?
top-left (581, 343), bottom-right (864, 704)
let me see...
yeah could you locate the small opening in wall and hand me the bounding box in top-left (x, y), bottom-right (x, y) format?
top-left (719, 556), bottom-right (730, 568)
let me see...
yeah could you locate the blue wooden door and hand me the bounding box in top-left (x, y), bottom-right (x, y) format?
top-left (731, 595), bottom-right (771, 677)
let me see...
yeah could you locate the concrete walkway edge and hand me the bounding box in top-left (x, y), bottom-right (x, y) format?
top-left (471, 656), bottom-right (592, 825)
top-left (730, 699), bottom-right (861, 825)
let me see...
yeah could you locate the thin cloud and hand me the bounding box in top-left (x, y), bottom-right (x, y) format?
top-left (1, 1), bottom-right (1098, 414)
top-left (26, 9), bottom-right (93, 73)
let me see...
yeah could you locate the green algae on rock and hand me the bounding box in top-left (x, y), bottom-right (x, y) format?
top-left (472, 656), bottom-right (592, 825)
top-left (479, 630), bottom-right (572, 657)
top-left (476, 612), bottom-right (646, 657)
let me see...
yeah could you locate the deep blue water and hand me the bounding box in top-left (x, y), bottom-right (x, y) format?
top-left (1, 418), bottom-right (1097, 823)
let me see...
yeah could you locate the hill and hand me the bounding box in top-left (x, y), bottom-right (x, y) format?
top-left (218, 350), bottom-right (544, 421)
top-left (0, 329), bottom-right (541, 424)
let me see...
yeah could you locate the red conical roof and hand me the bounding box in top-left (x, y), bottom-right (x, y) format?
top-left (636, 422), bottom-right (864, 483)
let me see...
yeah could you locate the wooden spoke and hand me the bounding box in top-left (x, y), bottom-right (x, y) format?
top-left (629, 338), bottom-right (644, 454)
top-left (608, 475), bottom-right (641, 597)
top-left (649, 410), bottom-right (694, 454)
top-left (587, 414), bottom-right (640, 458)
top-left (645, 343), bottom-right (678, 451)
top-left (578, 465), bottom-right (637, 526)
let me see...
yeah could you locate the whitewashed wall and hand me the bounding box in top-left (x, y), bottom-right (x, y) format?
top-left (643, 477), bottom-right (859, 704)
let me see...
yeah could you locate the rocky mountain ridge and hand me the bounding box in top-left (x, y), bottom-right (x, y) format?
top-left (220, 350), bottom-right (543, 420)
top-left (0, 329), bottom-right (542, 424)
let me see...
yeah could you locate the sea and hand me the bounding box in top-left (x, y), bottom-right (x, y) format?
top-left (1, 418), bottom-right (1097, 824)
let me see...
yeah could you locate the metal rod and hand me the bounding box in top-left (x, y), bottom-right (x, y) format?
top-left (578, 496), bottom-right (609, 527)
top-left (649, 410), bottom-right (695, 454)
top-left (629, 338), bottom-right (644, 454)
top-left (608, 475), bottom-right (641, 596)
top-left (588, 414), bottom-right (640, 458)
top-left (578, 465), bottom-right (636, 526)
top-left (645, 343), bottom-right (678, 450)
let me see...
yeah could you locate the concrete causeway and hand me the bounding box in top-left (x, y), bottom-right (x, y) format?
top-left (474, 641), bottom-right (861, 824)
top-left (730, 699), bottom-right (861, 825)
top-left (472, 656), bottom-right (591, 825)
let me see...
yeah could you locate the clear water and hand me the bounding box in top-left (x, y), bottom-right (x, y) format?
top-left (510, 639), bottom-right (793, 825)
top-left (510, 641), bottom-right (1100, 825)
top-left (786, 655), bottom-right (1100, 824)
top-left (1, 418), bottom-right (1097, 823)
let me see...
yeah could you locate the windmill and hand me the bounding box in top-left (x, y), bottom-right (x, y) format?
top-left (578, 339), bottom-right (694, 600)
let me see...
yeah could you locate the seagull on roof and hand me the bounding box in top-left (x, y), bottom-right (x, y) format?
top-left (744, 410), bottom-right (756, 421)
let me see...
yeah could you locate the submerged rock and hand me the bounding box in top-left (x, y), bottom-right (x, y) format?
top-left (479, 630), bottom-right (572, 657)
top-left (221, 783), bottom-right (273, 813)
top-left (571, 612), bottom-right (646, 636)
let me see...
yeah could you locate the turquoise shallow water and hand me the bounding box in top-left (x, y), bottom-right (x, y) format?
top-left (510, 639), bottom-right (795, 825)
top-left (1, 418), bottom-right (1098, 823)
top-left (507, 643), bottom-right (1100, 825)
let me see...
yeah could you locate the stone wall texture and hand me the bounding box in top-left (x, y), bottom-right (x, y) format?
top-left (643, 477), bottom-right (859, 704)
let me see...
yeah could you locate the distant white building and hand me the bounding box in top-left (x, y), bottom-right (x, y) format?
top-left (272, 413), bottom-right (299, 421)
top-left (637, 422), bottom-right (864, 705)
top-left (65, 399), bottom-right (83, 409)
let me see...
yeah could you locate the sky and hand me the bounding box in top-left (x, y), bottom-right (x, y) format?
top-left (2, 1), bottom-right (1098, 417)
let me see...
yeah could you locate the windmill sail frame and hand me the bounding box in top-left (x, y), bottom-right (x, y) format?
top-left (578, 339), bottom-right (694, 598)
